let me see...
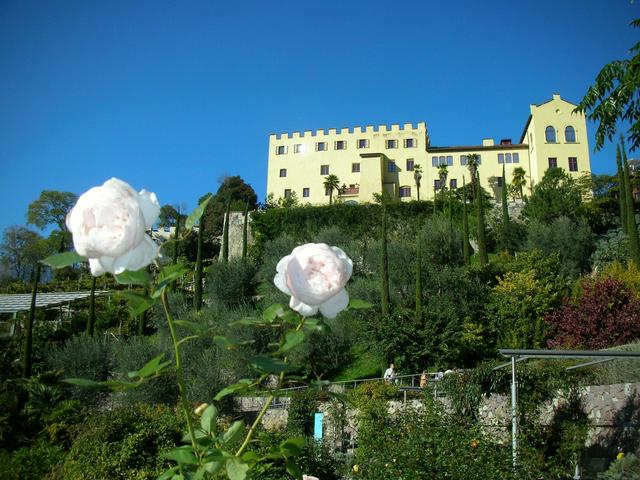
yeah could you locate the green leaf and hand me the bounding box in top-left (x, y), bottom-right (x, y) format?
top-left (229, 317), bottom-right (263, 327)
top-left (165, 446), bottom-right (198, 465)
top-left (62, 378), bottom-right (105, 389)
top-left (225, 458), bottom-right (249, 480)
top-left (200, 404), bottom-right (218, 434)
top-left (128, 353), bottom-right (171, 379)
top-left (222, 420), bottom-right (245, 444)
top-left (213, 379), bottom-right (253, 401)
top-left (186, 195), bottom-right (212, 230)
top-left (173, 320), bottom-right (204, 333)
top-left (117, 291), bottom-right (155, 317)
top-left (280, 330), bottom-right (305, 353)
top-left (115, 268), bottom-right (151, 285)
top-left (41, 251), bottom-right (86, 269)
top-left (262, 303), bottom-right (285, 322)
top-left (349, 298), bottom-right (374, 309)
top-left (285, 458), bottom-right (303, 479)
top-left (153, 263), bottom-right (191, 297)
top-left (280, 437), bottom-right (306, 458)
top-left (248, 355), bottom-right (294, 374)
top-left (156, 466), bottom-right (180, 480)
top-left (213, 335), bottom-right (239, 350)
top-left (203, 458), bottom-right (224, 474)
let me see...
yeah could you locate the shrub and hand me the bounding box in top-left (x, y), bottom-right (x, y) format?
top-left (59, 403), bottom-right (181, 480)
top-left (591, 228), bottom-right (630, 270)
top-left (44, 335), bottom-right (111, 404)
top-left (0, 438), bottom-right (66, 480)
top-left (546, 278), bottom-right (640, 349)
top-left (208, 257), bottom-right (258, 309)
top-left (598, 453), bottom-right (640, 480)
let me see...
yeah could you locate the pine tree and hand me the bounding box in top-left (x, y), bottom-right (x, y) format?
top-left (462, 177), bottom-right (471, 266)
top-left (415, 229), bottom-right (422, 322)
top-left (617, 143), bottom-right (628, 233)
top-left (194, 215), bottom-right (204, 311)
top-left (622, 141), bottom-right (640, 266)
top-left (381, 201), bottom-right (390, 315)
top-left (172, 215), bottom-right (181, 265)
top-left (222, 198), bottom-right (231, 262)
top-left (242, 200), bottom-right (249, 259)
top-left (501, 164), bottom-right (509, 225)
top-left (432, 185), bottom-right (437, 215)
top-left (476, 173), bottom-right (488, 265)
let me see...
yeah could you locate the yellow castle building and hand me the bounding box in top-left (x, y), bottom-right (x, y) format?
top-left (266, 94), bottom-right (591, 204)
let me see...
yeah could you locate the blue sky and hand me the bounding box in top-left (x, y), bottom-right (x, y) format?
top-left (1, 0), bottom-right (638, 236)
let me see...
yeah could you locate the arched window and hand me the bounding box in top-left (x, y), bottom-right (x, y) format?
top-left (545, 126), bottom-right (556, 143)
top-left (565, 126), bottom-right (576, 143)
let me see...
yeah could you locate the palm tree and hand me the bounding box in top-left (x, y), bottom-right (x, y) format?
top-left (437, 164), bottom-right (448, 204)
top-left (323, 174), bottom-right (340, 205)
top-left (413, 164), bottom-right (423, 200)
top-left (511, 167), bottom-right (527, 199)
top-left (466, 154), bottom-right (480, 198)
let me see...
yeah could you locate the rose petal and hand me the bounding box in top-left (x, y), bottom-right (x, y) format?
top-left (274, 272), bottom-right (291, 295)
top-left (319, 288), bottom-right (349, 319)
top-left (88, 258), bottom-right (107, 276)
top-left (289, 297), bottom-right (319, 317)
top-left (112, 236), bottom-right (158, 274)
top-left (331, 246), bottom-right (353, 280)
top-left (138, 189), bottom-right (160, 229)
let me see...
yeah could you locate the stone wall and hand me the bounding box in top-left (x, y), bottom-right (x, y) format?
top-left (221, 211), bottom-right (253, 259)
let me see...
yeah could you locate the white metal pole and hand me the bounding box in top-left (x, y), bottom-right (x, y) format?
top-left (511, 355), bottom-right (518, 468)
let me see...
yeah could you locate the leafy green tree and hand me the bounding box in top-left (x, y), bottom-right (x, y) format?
top-left (510, 166), bottom-right (527, 199)
top-left (575, 18), bottom-right (640, 151)
top-left (323, 174), bottom-right (341, 205)
top-left (202, 176), bottom-right (258, 237)
top-left (413, 164), bottom-right (423, 200)
top-left (522, 167), bottom-right (583, 224)
top-left (26, 190), bottom-right (77, 252)
top-left (0, 226), bottom-right (49, 281)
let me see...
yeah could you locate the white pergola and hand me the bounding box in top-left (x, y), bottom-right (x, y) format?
top-left (495, 348), bottom-right (640, 469)
top-left (0, 291), bottom-right (109, 314)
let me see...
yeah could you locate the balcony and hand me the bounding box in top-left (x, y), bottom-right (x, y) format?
top-left (339, 185), bottom-right (360, 196)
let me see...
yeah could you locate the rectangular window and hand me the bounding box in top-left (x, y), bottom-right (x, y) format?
top-left (399, 186), bottom-right (411, 197)
top-left (513, 152), bottom-right (520, 163)
top-left (498, 153), bottom-right (504, 164)
top-left (434, 179), bottom-right (441, 190)
top-left (357, 139), bottom-right (369, 149)
top-left (335, 140), bottom-right (346, 150)
top-left (432, 156), bottom-right (439, 167)
top-left (320, 165), bottom-right (329, 175)
top-left (386, 139), bottom-right (398, 149)
top-left (303, 188), bottom-right (310, 198)
top-left (405, 138), bottom-right (417, 148)
top-left (505, 153), bottom-right (512, 163)
top-left (294, 144), bottom-right (303, 154)
top-left (548, 157), bottom-right (558, 168)
top-left (316, 142), bottom-right (327, 151)
top-left (352, 163), bottom-right (360, 173)
top-left (387, 161), bottom-right (396, 173)
top-left (276, 145), bottom-right (286, 155)
top-left (460, 155), bottom-right (468, 166)
top-left (450, 179), bottom-right (457, 189)
top-left (406, 159), bottom-right (414, 171)
top-left (284, 189), bottom-right (292, 198)
top-left (279, 168), bottom-right (287, 177)
top-left (568, 157), bottom-right (578, 172)
top-left (447, 155), bottom-right (453, 166)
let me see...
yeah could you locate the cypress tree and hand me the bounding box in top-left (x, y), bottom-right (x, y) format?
top-left (622, 143), bottom-right (640, 266)
top-left (476, 173), bottom-right (488, 265)
top-left (432, 186), bottom-right (437, 215)
top-left (242, 200), bottom-right (249, 259)
top-left (23, 263), bottom-right (40, 377)
top-left (617, 144), bottom-right (628, 233)
top-left (415, 228), bottom-right (422, 322)
top-left (501, 164), bottom-right (509, 225)
top-left (462, 177), bottom-right (470, 266)
top-left (222, 198), bottom-right (231, 262)
top-left (172, 214), bottom-right (181, 265)
top-left (381, 201), bottom-right (390, 316)
top-left (87, 275), bottom-right (96, 336)
top-left (194, 215), bottom-right (205, 311)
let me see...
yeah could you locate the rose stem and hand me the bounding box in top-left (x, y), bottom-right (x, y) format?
top-left (161, 288), bottom-right (197, 449)
top-left (235, 315), bottom-right (307, 457)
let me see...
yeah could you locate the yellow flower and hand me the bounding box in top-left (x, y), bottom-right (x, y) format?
top-left (352, 464), bottom-right (360, 474)
top-left (617, 452), bottom-right (625, 460)
top-left (470, 439), bottom-right (479, 449)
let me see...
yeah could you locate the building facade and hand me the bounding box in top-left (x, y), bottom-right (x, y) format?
top-left (266, 94), bottom-right (591, 204)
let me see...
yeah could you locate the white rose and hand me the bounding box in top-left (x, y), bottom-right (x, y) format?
top-left (66, 178), bottom-right (160, 276)
top-left (274, 243), bottom-right (352, 318)
top-left (303, 476), bottom-right (320, 480)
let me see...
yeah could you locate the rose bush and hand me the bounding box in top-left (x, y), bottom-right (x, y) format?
top-left (66, 178), bottom-right (160, 275)
top-left (274, 243), bottom-right (353, 318)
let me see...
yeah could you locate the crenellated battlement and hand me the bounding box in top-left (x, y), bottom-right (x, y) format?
top-left (270, 121), bottom-right (426, 140)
